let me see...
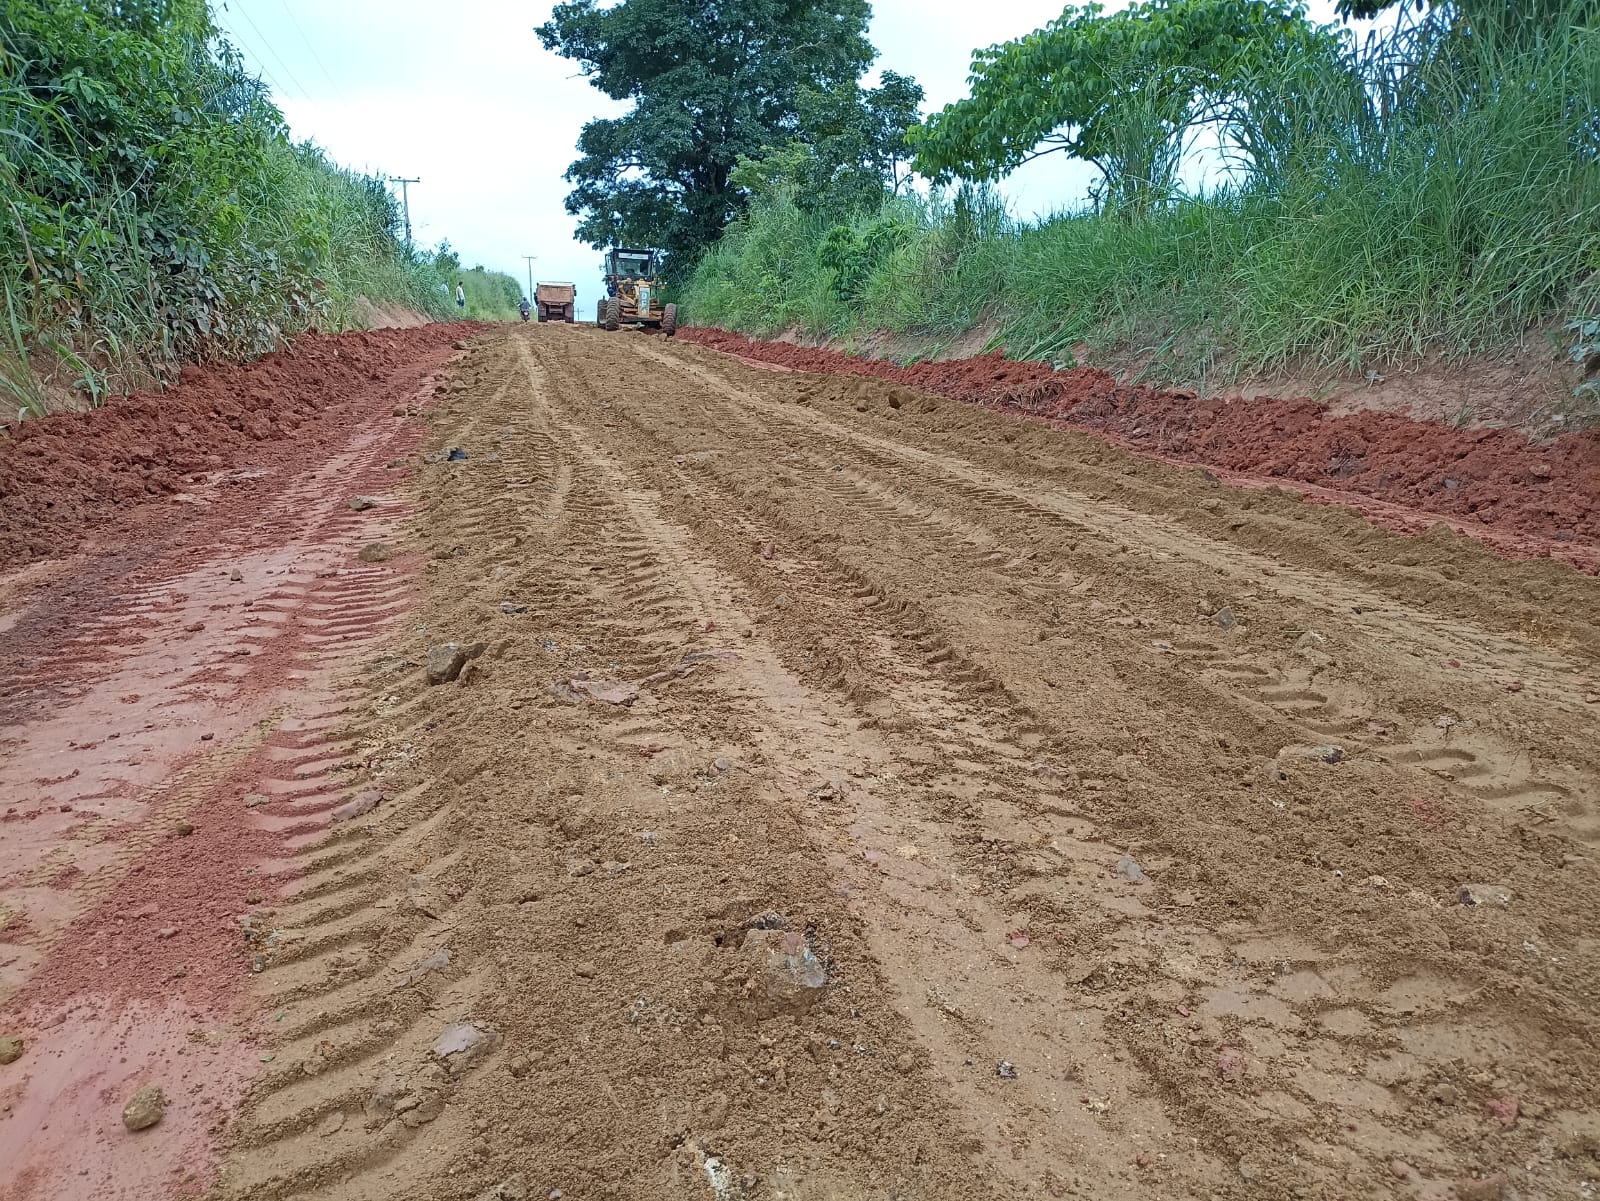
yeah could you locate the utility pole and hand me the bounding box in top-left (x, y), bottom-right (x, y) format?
top-left (389, 177), bottom-right (420, 244)
top-left (523, 255), bottom-right (538, 300)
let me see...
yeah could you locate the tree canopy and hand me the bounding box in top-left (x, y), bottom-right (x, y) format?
top-left (908, 0), bottom-right (1345, 212)
top-left (729, 71), bottom-right (924, 214)
top-left (537, 0), bottom-right (881, 269)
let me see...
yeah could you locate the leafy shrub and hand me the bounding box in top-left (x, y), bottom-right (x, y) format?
top-left (686, 1), bottom-right (1600, 382)
top-left (0, 1), bottom-right (517, 415)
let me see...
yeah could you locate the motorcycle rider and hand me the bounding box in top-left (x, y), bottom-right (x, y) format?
top-left (519, 297), bottom-right (531, 322)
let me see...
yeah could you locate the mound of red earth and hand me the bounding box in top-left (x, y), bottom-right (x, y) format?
top-left (0, 323), bottom-right (481, 568)
top-left (682, 328), bottom-right (1600, 554)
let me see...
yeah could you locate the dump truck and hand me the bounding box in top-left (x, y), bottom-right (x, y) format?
top-left (535, 281), bottom-right (577, 323)
top-left (595, 247), bottom-right (676, 335)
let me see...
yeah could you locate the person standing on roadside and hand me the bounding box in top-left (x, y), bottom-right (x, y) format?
top-left (456, 281), bottom-right (465, 310)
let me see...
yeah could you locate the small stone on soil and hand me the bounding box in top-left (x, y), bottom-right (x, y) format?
top-left (228, 568), bottom-right (243, 582)
top-left (349, 495), bottom-right (381, 512)
top-left (997, 1060), bottom-right (1018, 1079)
top-left (1217, 1046), bottom-right (1246, 1080)
top-left (1459, 883), bottom-right (1512, 907)
top-left (740, 928), bottom-right (829, 1018)
top-left (121, 1085), bottom-right (166, 1131)
top-left (358, 542), bottom-right (395, 563)
top-left (397, 947), bottom-right (451, 987)
top-left (432, 1022), bottom-right (499, 1074)
top-left (175, 821), bottom-right (194, 837)
top-left (1485, 1096), bottom-right (1519, 1126)
top-left (567, 678), bottom-right (639, 705)
top-left (1115, 854), bottom-right (1149, 884)
top-left (426, 643), bottom-right (470, 685)
top-left (0, 1036), bottom-right (23, 1064)
top-left (1211, 606), bottom-right (1235, 630)
top-left (1453, 1173), bottom-right (1510, 1201)
top-left (331, 789), bottom-right (381, 822)
top-left (473, 1179), bottom-right (529, 1201)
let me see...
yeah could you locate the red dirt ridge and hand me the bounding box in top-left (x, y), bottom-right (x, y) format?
top-left (681, 328), bottom-right (1600, 559)
top-left (0, 323), bottom-right (482, 568)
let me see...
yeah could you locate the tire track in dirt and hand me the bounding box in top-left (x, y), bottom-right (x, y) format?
top-left (506, 325), bottom-right (1600, 1200)
top-left (0, 351), bottom-right (451, 1200)
top-left (217, 332), bottom-right (994, 1200)
top-left (522, 335), bottom-right (1207, 1196)
top-left (631, 340), bottom-right (1600, 845)
top-left (675, 328), bottom-right (1600, 572)
top-left (202, 324), bottom-right (1600, 1201)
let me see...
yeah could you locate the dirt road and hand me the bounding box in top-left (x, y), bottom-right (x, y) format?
top-left (4, 323), bottom-right (1599, 1201)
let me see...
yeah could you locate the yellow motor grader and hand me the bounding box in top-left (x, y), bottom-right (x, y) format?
top-left (595, 247), bottom-right (677, 335)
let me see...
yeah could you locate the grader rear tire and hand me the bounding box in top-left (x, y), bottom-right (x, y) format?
top-left (604, 297), bottom-right (621, 331)
top-left (662, 303), bottom-right (678, 337)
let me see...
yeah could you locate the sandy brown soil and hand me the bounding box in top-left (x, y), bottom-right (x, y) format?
top-left (4, 323), bottom-right (1600, 1201)
top-left (679, 329), bottom-right (1600, 574)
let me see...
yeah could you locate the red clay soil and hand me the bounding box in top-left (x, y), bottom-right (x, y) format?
top-left (0, 322), bottom-right (465, 1200)
top-left (681, 328), bottom-right (1600, 558)
top-left (0, 323), bottom-right (482, 568)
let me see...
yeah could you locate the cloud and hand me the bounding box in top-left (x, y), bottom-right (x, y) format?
top-left (232, 0), bottom-right (1379, 294)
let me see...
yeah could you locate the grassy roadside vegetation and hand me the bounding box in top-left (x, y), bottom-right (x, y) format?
top-left (0, 0), bottom-right (519, 417)
top-left (683, 1), bottom-right (1600, 389)
top-left (437, 252), bottom-right (526, 323)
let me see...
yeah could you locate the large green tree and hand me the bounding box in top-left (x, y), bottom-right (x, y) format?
top-left (908, 0), bottom-right (1346, 213)
top-left (537, 0), bottom-right (875, 269)
top-left (730, 71), bottom-right (925, 214)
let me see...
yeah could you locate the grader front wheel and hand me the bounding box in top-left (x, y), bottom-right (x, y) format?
top-left (604, 297), bottom-right (621, 331)
top-left (662, 303), bottom-right (678, 337)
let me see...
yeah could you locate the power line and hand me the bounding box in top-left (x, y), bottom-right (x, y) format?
top-left (222, 0), bottom-right (314, 103)
top-left (275, 0), bottom-right (342, 100)
top-left (212, 13), bottom-right (293, 102)
top-left (234, 2), bottom-right (313, 102)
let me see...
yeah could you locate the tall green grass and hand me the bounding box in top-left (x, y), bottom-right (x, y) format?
top-left (0, 1), bottom-right (519, 417)
top-left (447, 262), bottom-right (526, 322)
top-left (685, 5), bottom-right (1600, 382)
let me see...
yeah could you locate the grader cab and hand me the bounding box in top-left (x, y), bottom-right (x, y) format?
top-left (596, 247), bottom-right (677, 336)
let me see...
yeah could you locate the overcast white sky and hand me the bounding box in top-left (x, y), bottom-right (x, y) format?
top-left (213, 0), bottom-right (1374, 302)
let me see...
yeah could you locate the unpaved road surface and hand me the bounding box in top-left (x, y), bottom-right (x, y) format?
top-left (4, 323), bottom-right (1599, 1201)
